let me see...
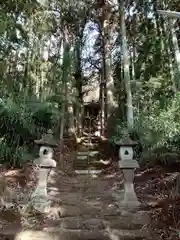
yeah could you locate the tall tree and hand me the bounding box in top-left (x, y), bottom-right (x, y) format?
top-left (119, 0), bottom-right (134, 129)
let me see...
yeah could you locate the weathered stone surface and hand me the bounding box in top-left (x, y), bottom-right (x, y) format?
top-left (82, 218), bottom-right (105, 230)
top-left (59, 217), bottom-right (105, 230)
top-left (15, 229), bottom-right (110, 240)
top-left (59, 217), bottom-right (81, 229)
top-left (104, 211), bottom-right (149, 230)
top-left (58, 205), bottom-right (101, 217)
top-left (102, 204), bottom-right (120, 216)
top-left (105, 218), bottom-right (144, 230)
top-left (49, 193), bottom-right (83, 205)
top-left (48, 201), bottom-right (120, 219)
top-left (107, 228), bottom-right (149, 240)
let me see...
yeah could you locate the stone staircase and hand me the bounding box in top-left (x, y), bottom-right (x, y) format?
top-left (52, 173), bottom-right (153, 240)
top-left (74, 134), bottom-right (106, 174)
top-left (0, 170), bottom-right (154, 240)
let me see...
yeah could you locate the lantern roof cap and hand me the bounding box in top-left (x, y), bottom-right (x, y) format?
top-left (34, 129), bottom-right (58, 147)
top-left (115, 135), bottom-right (137, 146)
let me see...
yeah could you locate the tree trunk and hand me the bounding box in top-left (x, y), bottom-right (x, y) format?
top-left (119, 0), bottom-right (134, 129)
top-left (59, 29), bottom-right (71, 169)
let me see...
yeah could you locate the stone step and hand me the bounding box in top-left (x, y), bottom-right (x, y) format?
top-left (82, 142), bottom-right (99, 148)
top-left (75, 149), bottom-right (103, 170)
top-left (0, 221), bottom-right (151, 240)
top-left (1, 229), bottom-right (110, 240)
top-left (75, 158), bottom-right (102, 164)
top-left (77, 151), bottom-right (99, 156)
top-left (82, 138), bottom-right (100, 144)
top-left (104, 211), bottom-right (149, 230)
top-left (76, 156), bottom-right (100, 161)
top-left (75, 170), bottom-right (102, 174)
top-left (49, 203), bottom-right (120, 218)
top-left (76, 155), bottom-right (88, 160)
top-left (74, 165), bottom-right (104, 170)
top-left (82, 132), bottom-right (99, 138)
top-left (74, 160), bottom-right (105, 170)
top-left (76, 156), bottom-right (99, 161)
top-left (76, 157), bottom-right (100, 163)
top-left (46, 217), bottom-right (106, 230)
top-left (78, 146), bottom-right (99, 152)
top-left (86, 136), bottom-right (100, 140)
top-left (107, 228), bottom-right (149, 240)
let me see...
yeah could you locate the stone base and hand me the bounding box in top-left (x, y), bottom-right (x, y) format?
top-left (119, 200), bottom-right (141, 212)
top-left (113, 190), bottom-right (141, 212)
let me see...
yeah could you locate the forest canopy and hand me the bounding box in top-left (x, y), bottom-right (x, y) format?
top-left (0, 0), bottom-right (180, 166)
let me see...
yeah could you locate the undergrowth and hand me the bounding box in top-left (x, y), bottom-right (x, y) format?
top-left (0, 97), bottom-right (59, 167)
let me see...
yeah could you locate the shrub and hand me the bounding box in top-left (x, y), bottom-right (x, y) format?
top-left (0, 97), bottom-right (59, 167)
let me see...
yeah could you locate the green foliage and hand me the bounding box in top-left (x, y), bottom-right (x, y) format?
top-left (112, 90), bottom-right (180, 164)
top-left (135, 93), bottom-right (180, 151)
top-left (1, 0), bottom-right (180, 169)
top-left (0, 97), bottom-right (59, 167)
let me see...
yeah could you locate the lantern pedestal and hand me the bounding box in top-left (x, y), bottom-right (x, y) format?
top-left (32, 130), bottom-right (57, 213)
top-left (32, 146), bottom-right (56, 213)
top-left (119, 160), bottom-right (140, 210)
top-left (114, 134), bottom-right (141, 211)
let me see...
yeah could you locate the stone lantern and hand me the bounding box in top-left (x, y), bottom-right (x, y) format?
top-left (34, 129), bottom-right (58, 149)
top-left (31, 129), bottom-right (58, 213)
top-left (115, 133), bottom-right (141, 210)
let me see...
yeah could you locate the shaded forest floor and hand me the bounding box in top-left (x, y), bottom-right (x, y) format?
top-left (0, 142), bottom-right (180, 239)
